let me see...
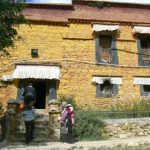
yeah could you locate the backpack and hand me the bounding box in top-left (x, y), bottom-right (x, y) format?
top-left (19, 99), bottom-right (25, 111)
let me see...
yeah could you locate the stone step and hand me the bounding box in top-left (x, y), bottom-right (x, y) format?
top-left (34, 129), bottom-right (50, 136)
top-left (35, 119), bottom-right (49, 126)
top-left (36, 113), bottom-right (49, 120)
top-left (8, 137), bottom-right (57, 143)
top-left (9, 132), bottom-right (52, 142)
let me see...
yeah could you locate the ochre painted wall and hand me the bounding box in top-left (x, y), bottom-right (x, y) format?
top-left (0, 23), bottom-right (150, 109)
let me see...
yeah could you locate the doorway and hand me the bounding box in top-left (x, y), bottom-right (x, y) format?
top-left (31, 80), bottom-right (46, 109)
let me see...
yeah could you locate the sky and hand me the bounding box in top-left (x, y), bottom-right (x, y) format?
top-left (16, 0), bottom-right (150, 4)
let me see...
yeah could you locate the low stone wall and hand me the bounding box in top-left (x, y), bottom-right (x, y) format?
top-left (7, 99), bottom-right (61, 142)
top-left (103, 118), bottom-right (150, 139)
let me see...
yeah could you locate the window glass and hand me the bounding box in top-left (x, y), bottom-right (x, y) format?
top-left (100, 80), bottom-right (112, 96)
top-left (143, 85), bottom-right (150, 96)
top-left (99, 35), bottom-right (112, 62)
top-left (140, 36), bottom-right (150, 61)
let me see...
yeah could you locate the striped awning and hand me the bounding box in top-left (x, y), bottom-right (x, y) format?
top-left (92, 76), bottom-right (122, 84)
top-left (12, 65), bottom-right (60, 79)
top-left (93, 24), bottom-right (119, 32)
top-left (133, 26), bottom-right (150, 34)
top-left (133, 77), bottom-right (150, 85)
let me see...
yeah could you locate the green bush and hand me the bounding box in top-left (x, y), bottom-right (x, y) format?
top-left (58, 96), bottom-right (105, 140)
top-left (73, 109), bottom-right (105, 141)
top-left (58, 95), bottom-right (78, 111)
top-left (132, 100), bottom-right (150, 111)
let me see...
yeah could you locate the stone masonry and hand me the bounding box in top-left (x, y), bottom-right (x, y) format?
top-left (0, 23), bottom-right (149, 109)
top-left (103, 118), bottom-right (150, 139)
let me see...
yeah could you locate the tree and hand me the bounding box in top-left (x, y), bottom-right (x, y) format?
top-left (0, 1), bottom-right (27, 55)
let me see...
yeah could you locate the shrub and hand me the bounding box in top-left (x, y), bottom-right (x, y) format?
top-left (58, 96), bottom-right (105, 140)
top-left (58, 95), bottom-right (78, 110)
top-left (132, 100), bottom-right (150, 111)
top-left (73, 109), bottom-right (105, 141)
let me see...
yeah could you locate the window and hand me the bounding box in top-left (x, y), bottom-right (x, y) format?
top-left (100, 36), bottom-right (112, 62)
top-left (100, 80), bottom-right (112, 96)
top-left (96, 79), bottom-right (118, 97)
top-left (92, 76), bottom-right (122, 97)
top-left (141, 85), bottom-right (150, 96)
top-left (95, 35), bottom-right (118, 64)
top-left (133, 77), bottom-right (150, 96)
top-left (140, 36), bottom-right (150, 61)
top-left (137, 35), bottom-right (150, 66)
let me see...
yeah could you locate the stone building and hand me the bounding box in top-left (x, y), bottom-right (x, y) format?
top-left (0, 0), bottom-right (150, 112)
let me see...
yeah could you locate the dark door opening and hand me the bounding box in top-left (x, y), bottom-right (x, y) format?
top-left (31, 80), bottom-right (46, 109)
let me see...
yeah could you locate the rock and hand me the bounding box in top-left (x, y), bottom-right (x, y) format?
top-left (127, 141), bottom-right (139, 147)
top-left (119, 134), bottom-right (128, 139)
top-left (138, 132), bottom-right (144, 136)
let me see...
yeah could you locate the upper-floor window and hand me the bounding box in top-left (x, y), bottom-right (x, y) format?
top-left (137, 35), bottom-right (150, 66)
top-left (140, 36), bottom-right (150, 61)
top-left (133, 26), bottom-right (150, 66)
top-left (93, 24), bottom-right (119, 64)
top-left (99, 35), bottom-right (112, 62)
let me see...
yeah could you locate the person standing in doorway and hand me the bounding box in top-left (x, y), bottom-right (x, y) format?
top-left (23, 83), bottom-right (36, 105)
top-left (22, 83), bottom-right (36, 145)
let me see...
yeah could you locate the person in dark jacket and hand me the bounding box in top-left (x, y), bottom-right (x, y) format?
top-left (23, 83), bottom-right (36, 105)
top-left (22, 83), bottom-right (36, 145)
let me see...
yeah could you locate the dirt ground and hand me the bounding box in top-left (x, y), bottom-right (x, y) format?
top-left (1, 136), bottom-right (150, 150)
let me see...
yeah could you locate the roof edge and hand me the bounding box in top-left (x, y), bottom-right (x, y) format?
top-left (73, 0), bottom-right (150, 6)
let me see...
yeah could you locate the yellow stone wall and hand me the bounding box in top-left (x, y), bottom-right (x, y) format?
top-left (0, 23), bottom-right (150, 109)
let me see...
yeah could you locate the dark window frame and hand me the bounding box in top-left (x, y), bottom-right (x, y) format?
top-left (96, 80), bottom-right (118, 97)
top-left (140, 84), bottom-right (150, 96)
top-left (137, 35), bottom-right (150, 66)
top-left (95, 34), bottom-right (118, 64)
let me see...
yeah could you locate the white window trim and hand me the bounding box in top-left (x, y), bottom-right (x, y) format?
top-left (92, 76), bottom-right (122, 85)
top-left (133, 26), bottom-right (150, 34)
top-left (133, 77), bottom-right (150, 85)
top-left (93, 24), bottom-right (119, 32)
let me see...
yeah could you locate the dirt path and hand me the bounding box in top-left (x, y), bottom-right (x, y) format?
top-left (1, 136), bottom-right (150, 150)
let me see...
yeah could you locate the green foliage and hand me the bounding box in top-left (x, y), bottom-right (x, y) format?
top-left (0, 1), bottom-right (27, 55)
top-left (58, 95), bottom-right (78, 111)
top-left (132, 100), bottom-right (150, 111)
top-left (58, 96), bottom-right (106, 140)
top-left (73, 109), bottom-right (105, 141)
top-left (110, 100), bottom-right (150, 111)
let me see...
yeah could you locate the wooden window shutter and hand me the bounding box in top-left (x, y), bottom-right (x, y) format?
top-left (95, 35), bottom-right (101, 63)
top-left (99, 35), bottom-right (111, 62)
top-left (110, 36), bottom-right (118, 64)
